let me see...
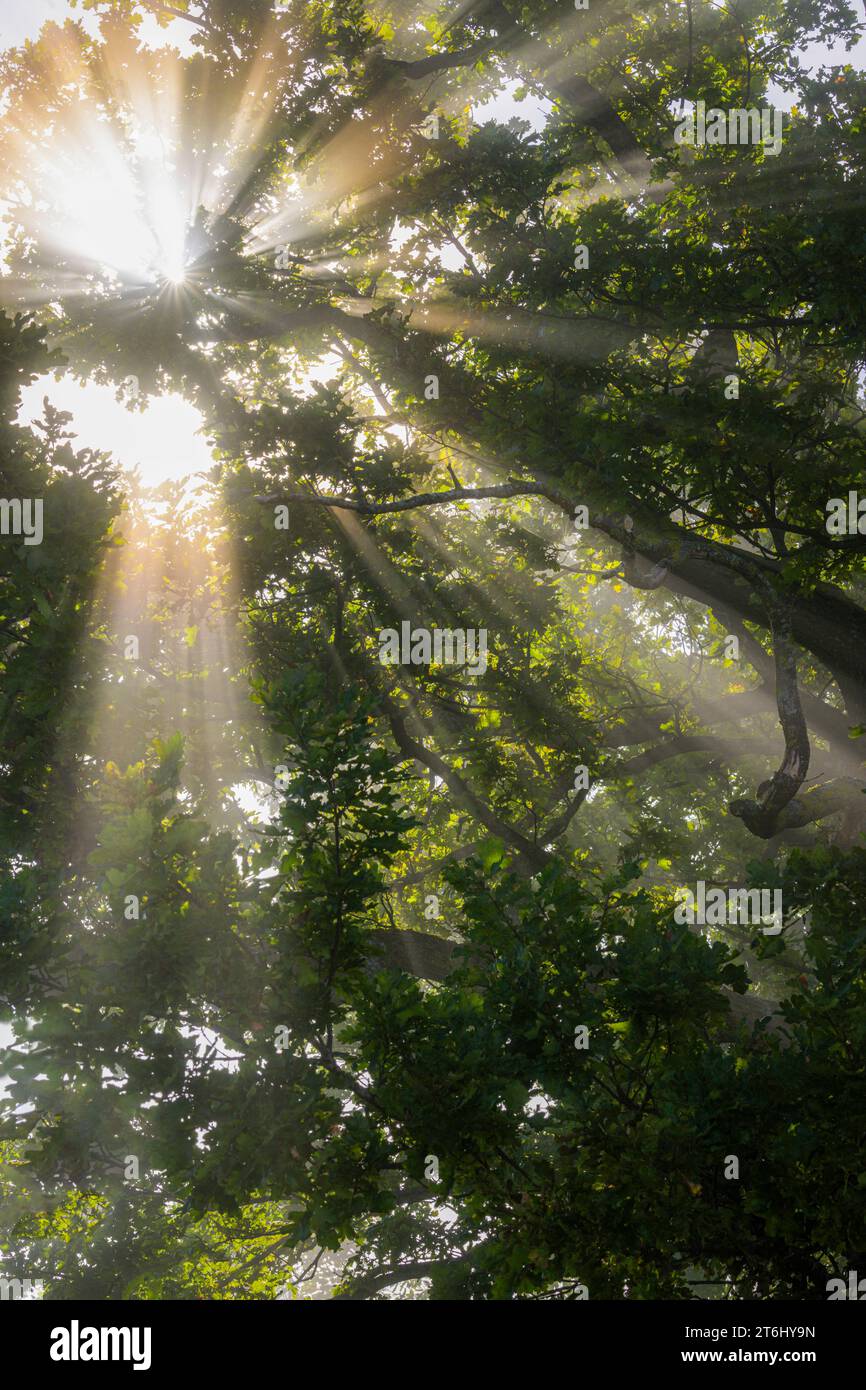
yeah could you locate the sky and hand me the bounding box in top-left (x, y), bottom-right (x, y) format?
top-left (0, 0), bottom-right (195, 53)
top-left (0, 2), bottom-right (864, 483)
top-left (19, 377), bottom-right (215, 484)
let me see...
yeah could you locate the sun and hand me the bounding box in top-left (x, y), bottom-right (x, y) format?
top-left (0, 18), bottom-right (197, 294)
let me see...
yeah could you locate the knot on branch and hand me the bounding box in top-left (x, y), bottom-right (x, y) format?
top-left (620, 535), bottom-right (669, 590)
top-left (729, 779), bottom-right (865, 839)
top-left (728, 796), bottom-right (788, 839)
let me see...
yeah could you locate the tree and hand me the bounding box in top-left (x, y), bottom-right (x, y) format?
top-left (1, 0), bottom-right (865, 1300)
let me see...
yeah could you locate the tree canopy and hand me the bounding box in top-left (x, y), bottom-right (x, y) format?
top-left (1, 0), bottom-right (865, 1300)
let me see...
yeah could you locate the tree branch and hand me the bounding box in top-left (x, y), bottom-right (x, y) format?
top-left (255, 481), bottom-right (563, 515)
top-left (729, 617), bottom-right (812, 836)
top-left (137, 1), bottom-right (215, 35)
top-left (383, 695), bottom-right (549, 872)
top-left (378, 40), bottom-right (494, 80)
top-left (334, 1257), bottom-right (458, 1300)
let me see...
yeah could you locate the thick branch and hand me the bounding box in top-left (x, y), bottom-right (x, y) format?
top-left (729, 779), bottom-right (863, 840)
top-left (762, 624), bottom-right (812, 813)
top-left (729, 621), bottom-right (812, 836)
top-left (610, 734), bottom-right (758, 779)
top-left (335, 1258), bottom-right (457, 1300)
top-left (379, 40), bottom-right (494, 79)
top-left (255, 481), bottom-right (560, 515)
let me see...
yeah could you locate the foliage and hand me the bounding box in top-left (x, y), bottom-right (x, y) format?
top-left (1, 0), bottom-right (865, 1299)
